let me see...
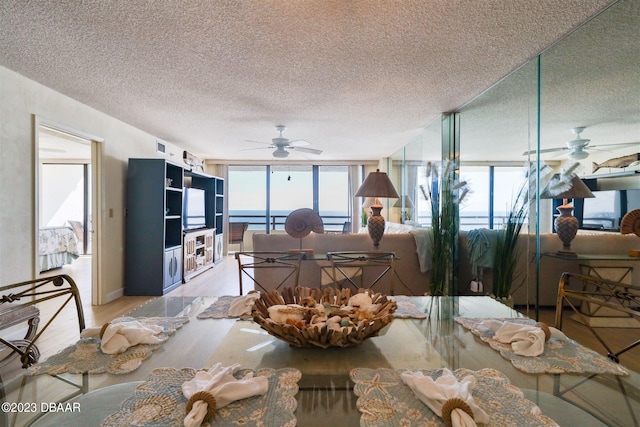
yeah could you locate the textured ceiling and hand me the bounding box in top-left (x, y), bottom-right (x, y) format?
top-left (1, 0), bottom-right (623, 162)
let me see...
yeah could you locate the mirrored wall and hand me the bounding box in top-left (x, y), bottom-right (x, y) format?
top-left (390, 0), bottom-right (639, 311)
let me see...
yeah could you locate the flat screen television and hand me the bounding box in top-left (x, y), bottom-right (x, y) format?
top-left (183, 187), bottom-right (207, 230)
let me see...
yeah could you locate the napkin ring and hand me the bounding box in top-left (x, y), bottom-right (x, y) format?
top-left (535, 322), bottom-right (551, 341)
top-left (186, 391), bottom-right (217, 422)
top-left (99, 322), bottom-right (110, 339)
top-left (441, 398), bottom-right (474, 427)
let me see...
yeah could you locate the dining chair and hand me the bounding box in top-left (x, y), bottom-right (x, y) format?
top-left (235, 251), bottom-right (304, 295)
top-left (555, 271), bottom-right (640, 363)
top-left (553, 271), bottom-right (640, 423)
top-left (0, 274), bottom-right (88, 425)
top-left (326, 251), bottom-right (396, 295)
top-left (228, 222), bottom-right (249, 252)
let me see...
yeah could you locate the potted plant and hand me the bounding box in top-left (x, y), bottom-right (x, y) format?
top-left (420, 160), bottom-right (470, 296)
top-left (492, 162), bottom-right (554, 301)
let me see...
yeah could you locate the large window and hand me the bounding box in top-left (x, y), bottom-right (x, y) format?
top-left (228, 165), bottom-right (354, 233)
top-left (459, 165), bottom-right (526, 231)
top-left (270, 165), bottom-right (313, 230)
top-left (318, 166), bottom-right (350, 231)
top-left (228, 165), bottom-right (267, 230)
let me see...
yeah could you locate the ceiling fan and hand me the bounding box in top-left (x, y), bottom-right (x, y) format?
top-left (522, 126), bottom-right (639, 160)
top-left (245, 125), bottom-right (323, 158)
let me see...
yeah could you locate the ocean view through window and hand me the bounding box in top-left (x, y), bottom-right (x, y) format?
top-left (228, 165), bottom-right (353, 233)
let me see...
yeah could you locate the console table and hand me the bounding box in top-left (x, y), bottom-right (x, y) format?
top-left (542, 252), bottom-right (640, 283)
top-left (544, 253), bottom-right (640, 327)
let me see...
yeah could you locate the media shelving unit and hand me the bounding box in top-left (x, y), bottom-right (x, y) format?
top-left (182, 228), bottom-right (215, 282)
top-left (214, 177), bottom-right (225, 263)
top-left (183, 169), bottom-right (224, 280)
top-left (125, 159), bottom-right (224, 295)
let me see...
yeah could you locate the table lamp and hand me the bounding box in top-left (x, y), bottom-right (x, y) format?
top-left (541, 175), bottom-right (595, 256)
top-left (355, 169), bottom-right (399, 246)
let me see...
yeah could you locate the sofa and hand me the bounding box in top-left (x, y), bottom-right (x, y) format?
top-left (252, 226), bottom-right (640, 306)
top-left (458, 231), bottom-right (640, 306)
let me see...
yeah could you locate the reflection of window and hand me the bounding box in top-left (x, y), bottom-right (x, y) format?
top-left (459, 165), bottom-right (524, 231)
top-left (413, 165), bottom-right (526, 231)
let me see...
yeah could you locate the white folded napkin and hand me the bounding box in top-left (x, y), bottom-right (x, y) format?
top-left (227, 292), bottom-right (261, 317)
top-left (98, 320), bottom-right (164, 354)
top-left (182, 363), bottom-right (269, 427)
top-left (400, 368), bottom-right (489, 427)
top-left (479, 320), bottom-right (567, 357)
top-left (494, 322), bottom-right (546, 356)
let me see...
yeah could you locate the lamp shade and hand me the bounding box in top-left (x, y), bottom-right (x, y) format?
top-left (540, 175), bottom-right (595, 200)
top-left (355, 170), bottom-right (400, 199)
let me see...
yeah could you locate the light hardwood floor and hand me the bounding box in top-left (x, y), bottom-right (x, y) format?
top-left (35, 254), bottom-right (640, 373)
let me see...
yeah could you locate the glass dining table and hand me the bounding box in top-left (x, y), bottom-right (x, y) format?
top-left (4, 296), bottom-right (639, 426)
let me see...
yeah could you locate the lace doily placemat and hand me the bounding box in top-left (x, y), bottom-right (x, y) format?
top-left (26, 316), bottom-right (189, 376)
top-left (351, 367), bottom-right (559, 427)
top-left (389, 296), bottom-right (427, 319)
top-left (455, 317), bottom-right (628, 376)
top-left (197, 295), bottom-right (252, 319)
top-left (101, 367), bottom-right (301, 427)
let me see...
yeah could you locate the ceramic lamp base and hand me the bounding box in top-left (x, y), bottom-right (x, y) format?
top-left (555, 205), bottom-right (579, 255)
top-left (367, 206), bottom-right (386, 247)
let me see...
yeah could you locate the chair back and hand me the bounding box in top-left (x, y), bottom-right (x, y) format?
top-left (326, 251), bottom-right (396, 294)
top-left (235, 251), bottom-right (304, 295)
top-left (342, 221), bottom-right (352, 234)
top-left (0, 274), bottom-right (85, 369)
top-left (229, 222), bottom-right (249, 250)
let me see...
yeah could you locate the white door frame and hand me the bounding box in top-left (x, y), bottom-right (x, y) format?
top-left (33, 116), bottom-right (104, 305)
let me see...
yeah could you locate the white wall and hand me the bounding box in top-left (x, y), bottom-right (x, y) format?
top-left (0, 66), bottom-right (184, 303)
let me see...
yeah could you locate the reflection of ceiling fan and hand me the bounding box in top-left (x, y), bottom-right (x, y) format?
top-left (245, 125), bottom-right (323, 158)
top-left (523, 126), bottom-right (639, 160)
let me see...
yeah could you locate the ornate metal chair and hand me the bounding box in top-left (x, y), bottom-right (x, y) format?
top-left (235, 251), bottom-right (304, 295)
top-left (555, 272), bottom-right (640, 363)
top-left (553, 272), bottom-right (640, 423)
top-left (0, 274), bottom-right (87, 425)
top-left (326, 251), bottom-right (397, 294)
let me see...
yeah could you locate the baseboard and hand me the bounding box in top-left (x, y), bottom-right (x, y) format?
top-left (106, 287), bottom-right (124, 304)
top-left (570, 313), bottom-right (640, 328)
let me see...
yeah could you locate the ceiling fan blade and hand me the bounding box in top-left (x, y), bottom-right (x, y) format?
top-left (245, 139), bottom-right (271, 145)
top-left (291, 146), bottom-right (323, 155)
top-left (522, 147), bottom-right (569, 156)
top-left (240, 146), bottom-right (273, 151)
top-left (589, 141), bottom-right (640, 149)
top-left (288, 139), bottom-right (310, 147)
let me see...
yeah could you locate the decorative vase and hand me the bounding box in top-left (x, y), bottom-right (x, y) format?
top-left (555, 204), bottom-right (578, 254)
top-left (367, 205), bottom-right (385, 247)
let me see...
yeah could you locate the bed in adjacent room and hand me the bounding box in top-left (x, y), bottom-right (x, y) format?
top-left (39, 226), bottom-right (80, 272)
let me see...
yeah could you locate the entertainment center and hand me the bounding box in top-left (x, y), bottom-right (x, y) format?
top-left (125, 158), bottom-right (224, 295)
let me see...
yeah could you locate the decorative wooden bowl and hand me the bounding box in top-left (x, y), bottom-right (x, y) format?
top-left (252, 287), bottom-right (397, 348)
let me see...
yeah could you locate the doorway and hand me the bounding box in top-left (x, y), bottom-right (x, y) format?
top-left (36, 120), bottom-right (102, 305)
